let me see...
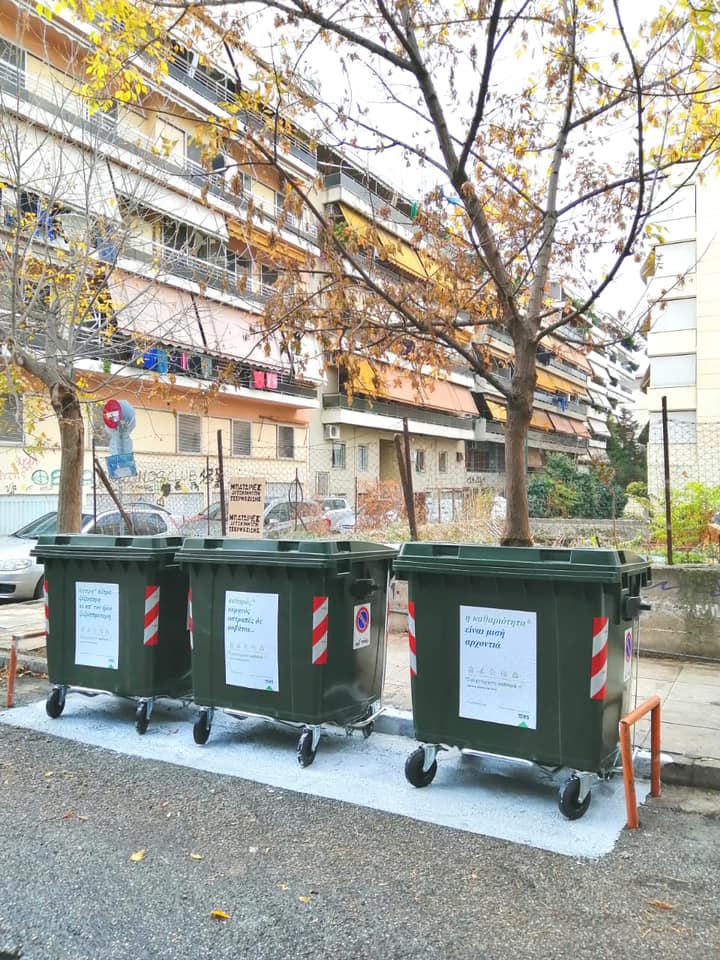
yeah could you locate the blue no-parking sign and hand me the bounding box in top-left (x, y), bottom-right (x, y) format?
top-left (353, 603), bottom-right (371, 649)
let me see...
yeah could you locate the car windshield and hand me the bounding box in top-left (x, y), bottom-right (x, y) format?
top-left (13, 513), bottom-right (94, 539)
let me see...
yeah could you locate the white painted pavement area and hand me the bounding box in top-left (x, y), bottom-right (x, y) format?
top-left (0, 697), bottom-right (649, 860)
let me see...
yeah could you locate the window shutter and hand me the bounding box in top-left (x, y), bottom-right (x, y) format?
top-left (232, 420), bottom-right (252, 457)
top-left (177, 413), bottom-right (202, 453)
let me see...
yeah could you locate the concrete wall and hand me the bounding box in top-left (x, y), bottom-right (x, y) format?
top-left (641, 564), bottom-right (720, 659)
top-left (389, 560), bottom-right (720, 662)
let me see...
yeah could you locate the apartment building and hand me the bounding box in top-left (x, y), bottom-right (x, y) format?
top-left (0, 5), bottom-right (321, 508)
top-left (643, 165), bottom-right (720, 496)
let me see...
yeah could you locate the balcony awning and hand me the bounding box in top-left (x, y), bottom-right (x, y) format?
top-left (228, 220), bottom-right (310, 265)
top-left (354, 360), bottom-right (477, 415)
top-left (546, 335), bottom-right (593, 375)
top-left (0, 127), bottom-right (118, 219)
top-left (485, 399), bottom-right (507, 422)
top-left (588, 359), bottom-right (608, 384)
top-left (530, 409), bottom-right (553, 431)
top-left (112, 166), bottom-right (229, 240)
top-left (548, 412), bottom-right (579, 435)
top-left (568, 418), bottom-right (590, 439)
top-left (588, 417), bottom-right (611, 438)
top-left (338, 204), bottom-right (430, 279)
top-left (535, 367), bottom-right (590, 399)
top-left (587, 388), bottom-right (611, 410)
top-left (108, 272), bottom-right (287, 366)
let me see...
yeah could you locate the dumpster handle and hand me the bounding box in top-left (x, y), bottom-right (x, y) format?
top-left (619, 695), bottom-right (661, 829)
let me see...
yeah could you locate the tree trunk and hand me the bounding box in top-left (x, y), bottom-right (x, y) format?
top-left (501, 343), bottom-right (535, 547)
top-left (51, 382), bottom-right (84, 533)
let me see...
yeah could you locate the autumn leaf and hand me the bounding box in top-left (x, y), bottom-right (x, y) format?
top-left (278, 883), bottom-right (289, 891)
top-left (210, 910), bottom-right (230, 921)
top-left (129, 849), bottom-right (146, 862)
top-left (648, 900), bottom-right (674, 911)
top-left (190, 853), bottom-right (203, 861)
top-left (298, 896), bottom-right (312, 903)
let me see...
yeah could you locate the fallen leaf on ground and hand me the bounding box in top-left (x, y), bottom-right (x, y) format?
top-left (130, 849), bottom-right (146, 862)
top-left (648, 900), bottom-right (674, 910)
top-left (278, 883), bottom-right (288, 891)
top-left (44, 771), bottom-right (54, 778)
top-left (190, 853), bottom-right (203, 861)
top-left (62, 811), bottom-right (76, 820)
top-left (78, 815), bottom-right (88, 823)
top-left (298, 896), bottom-right (312, 904)
top-left (210, 910), bottom-right (230, 921)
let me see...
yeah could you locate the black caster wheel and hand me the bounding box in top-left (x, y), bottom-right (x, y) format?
top-left (297, 729), bottom-right (318, 767)
top-left (558, 776), bottom-right (592, 820)
top-left (193, 710), bottom-right (211, 745)
top-left (361, 720), bottom-right (374, 740)
top-left (135, 701), bottom-right (149, 736)
top-left (404, 747), bottom-right (437, 788)
top-left (45, 687), bottom-right (65, 719)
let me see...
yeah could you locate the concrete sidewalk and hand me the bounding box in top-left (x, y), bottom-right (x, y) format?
top-left (1, 599), bottom-right (718, 790)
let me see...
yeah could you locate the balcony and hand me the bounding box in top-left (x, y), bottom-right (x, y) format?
top-left (122, 240), bottom-right (277, 303)
top-left (322, 393), bottom-right (475, 432)
top-left (323, 172), bottom-right (414, 238)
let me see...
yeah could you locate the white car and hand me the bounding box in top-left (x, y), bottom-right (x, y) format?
top-left (0, 505), bottom-right (180, 602)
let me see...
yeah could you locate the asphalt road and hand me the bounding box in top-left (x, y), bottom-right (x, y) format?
top-left (1, 711), bottom-right (719, 960)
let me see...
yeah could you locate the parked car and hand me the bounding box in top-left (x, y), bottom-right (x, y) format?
top-left (181, 498), bottom-right (327, 538)
top-left (0, 504), bottom-right (180, 602)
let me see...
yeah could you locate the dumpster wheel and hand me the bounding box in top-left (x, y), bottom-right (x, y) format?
top-left (45, 686), bottom-right (66, 719)
top-left (558, 775), bottom-right (592, 820)
top-left (135, 701), bottom-right (150, 736)
top-left (297, 728), bottom-right (319, 767)
top-left (193, 709), bottom-right (212, 745)
top-left (405, 747), bottom-right (438, 788)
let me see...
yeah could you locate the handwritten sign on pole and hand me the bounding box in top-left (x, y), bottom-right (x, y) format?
top-left (227, 477), bottom-right (266, 538)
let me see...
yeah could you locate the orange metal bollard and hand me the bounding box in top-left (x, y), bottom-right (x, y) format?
top-left (6, 635), bottom-right (18, 709)
top-left (619, 695), bottom-right (662, 830)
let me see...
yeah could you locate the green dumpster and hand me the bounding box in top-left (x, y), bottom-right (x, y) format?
top-left (176, 538), bottom-right (396, 765)
top-left (393, 544), bottom-right (652, 819)
top-left (31, 535), bottom-right (191, 734)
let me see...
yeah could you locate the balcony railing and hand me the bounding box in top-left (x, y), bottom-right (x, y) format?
top-left (122, 240), bottom-right (278, 303)
top-left (323, 172), bottom-right (414, 237)
top-left (1, 61), bottom-right (319, 246)
top-left (323, 393), bottom-right (476, 432)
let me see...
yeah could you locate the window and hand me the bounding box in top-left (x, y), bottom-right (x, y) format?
top-left (277, 425), bottom-right (295, 459)
top-left (315, 471), bottom-right (329, 496)
top-left (177, 413), bottom-right (202, 453)
top-left (415, 449), bottom-right (426, 473)
top-left (650, 354), bottom-right (696, 388)
top-left (0, 39), bottom-right (24, 85)
top-left (232, 420), bottom-right (252, 457)
top-left (331, 441), bottom-right (346, 469)
top-left (654, 241), bottom-right (696, 278)
top-left (0, 395), bottom-right (23, 443)
top-left (466, 440), bottom-right (505, 473)
top-left (649, 410), bottom-right (696, 445)
top-left (357, 445), bottom-right (369, 472)
top-left (438, 451), bottom-right (448, 474)
top-left (651, 299), bottom-right (696, 333)
top-left (261, 264), bottom-right (279, 288)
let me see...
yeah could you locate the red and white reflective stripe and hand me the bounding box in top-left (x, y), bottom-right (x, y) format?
top-left (408, 600), bottom-right (417, 677)
top-left (590, 616), bottom-right (609, 699)
top-left (143, 585), bottom-right (160, 647)
top-left (312, 596), bottom-right (328, 665)
top-left (187, 588), bottom-right (194, 651)
top-left (43, 579), bottom-right (49, 635)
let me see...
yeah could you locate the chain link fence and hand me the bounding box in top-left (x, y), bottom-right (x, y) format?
top-left (647, 417), bottom-right (720, 498)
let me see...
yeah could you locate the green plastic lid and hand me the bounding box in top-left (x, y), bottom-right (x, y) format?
top-left (32, 534), bottom-right (184, 562)
top-left (176, 537), bottom-right (397, 568)
top-left (393, 543), bottom-right (651, 584)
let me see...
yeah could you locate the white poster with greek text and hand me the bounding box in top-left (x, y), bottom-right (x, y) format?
top-left (459, 605), bottom-right (537, 728)
top-left (224, 591), bottom-right (279, 691)
top-left (75, 582), bottom-right (119, 670)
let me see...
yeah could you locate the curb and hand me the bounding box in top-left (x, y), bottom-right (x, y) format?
top-left (2, 653), bottom-right (719, 792)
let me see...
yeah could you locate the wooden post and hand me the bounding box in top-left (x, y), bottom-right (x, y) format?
top-left (93, 459), bottom-right (134, 534)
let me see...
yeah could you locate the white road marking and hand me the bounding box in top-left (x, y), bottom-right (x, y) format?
top-left (0, 697), bottom-right (648, 859)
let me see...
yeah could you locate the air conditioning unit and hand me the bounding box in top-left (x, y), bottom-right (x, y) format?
top-left (324, 424), bottom-right (341, 441)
